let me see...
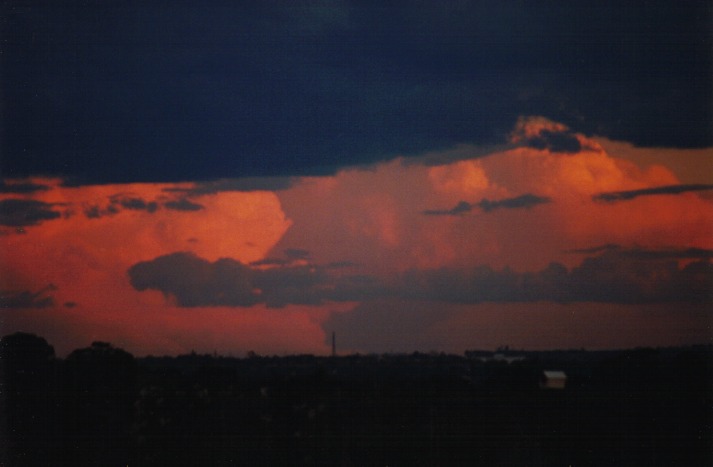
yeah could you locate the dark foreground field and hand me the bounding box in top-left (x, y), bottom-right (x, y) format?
top-left (2, 333), bottom-right (711, 466)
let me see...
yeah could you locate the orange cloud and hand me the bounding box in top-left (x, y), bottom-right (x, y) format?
top-left (274, 117), bottom-right (713, 277)
top-left (2, 117), bottom-right (711, 356)
top-left (0, 181), bottom-right (297, 355)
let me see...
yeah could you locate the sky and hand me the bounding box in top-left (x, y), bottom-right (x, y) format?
top-left (1, 1), bottom-right (712, 356)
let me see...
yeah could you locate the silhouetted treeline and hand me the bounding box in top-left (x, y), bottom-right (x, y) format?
top-left (0, 335), bottom-right (137, 466)
top-left (1, 332), bottom-right (712, 466)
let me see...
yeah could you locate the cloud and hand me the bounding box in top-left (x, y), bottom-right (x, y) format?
top-left (82, 194), bottom-right (162, 218)
top-left (564, 252), bottom-right (712, 303)
top-left (4, 3), bottom-right (710, 184)
top-left (410, 143), bottom-right (516, 167)
top-left (83, 192), bottom-right (208, 218)
top-left (423, 200), bottom-right (474, 216)
top-left (128, 252), bottom-right (380, 308)
top-left (0, 199), bottom-right (62, 227)
top-left (2, 116), bottom-right (711, 356)
top-left (0, 183), bottom-right (295, 355)
top-left (0, 181), bottom-right (51, 194)
top-left (284, 248), bottom-right (310, 259)
top-left (424, 194), bottom-right (551, 216)
top-left (593, 184), bottom-right (713, 202)
top-left (566, 244), bottom-right (621, 255)
top-left (324, 300), bottom-right (713, 354)
top-left (397, 251), bottom-right (712, 304)
top-left (0, 285), bottom-right (56, 309)
top-left (273, 120), bottom-right (712, 276)
top-left (113, 195), bottom-right (159, 212)
top-left (130, 247), bottom-right (712, 309)
top-left (478, 194), bottom-right (552, 212)
top-left (619, 247), bottom-right (713, 260)
top-left (163, 198), bottom-right (204, 211)
top-left (510, 116), bottom-right (584, 154)
top-left (129, 252), bottom-right (261, 307)
top-left (323, 298), bottom-right (456, 353)
top-left (249, 257), bottom-right (291, 267)
top-left (184, 178), bottom-right (297, 194)
top-left (525, 129), bottom-right (582, 153)
top-left (568, 244), bottom-right (713, 260)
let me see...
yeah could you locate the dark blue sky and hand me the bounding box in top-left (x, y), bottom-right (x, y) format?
top-left (3, 1), bottom-right (711, 183)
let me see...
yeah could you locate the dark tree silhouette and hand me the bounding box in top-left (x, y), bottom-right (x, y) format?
top-left (62, 341), bottom-right (137, 466)
top-left (0, 332), bottom-right (59, 466)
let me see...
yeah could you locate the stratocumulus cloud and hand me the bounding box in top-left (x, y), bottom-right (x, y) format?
top-left (398, 253), bottom-right (712, 304)
top-left (593, 184), bottom-right (713, 202)
top-left (0, 181), bottom-right (51, 194)
top-left (128, 252), bottom-right (381, 308)
top-left (478, 194), bottom-right (551, 212)
top-left (129, 248), bottom-right (713, 307)
top-left (163, 198), bottom-right (205, 212)
top-left (0, 199), bottom-right (62, 227)
top-left (568, 244), bottom-right (713, 260)
top-left (0, 285), bottom-right (56, 309)
top-left (113, 195), bottom-right (159, 213)
top-left (424, 194), bottom-right (551, 216)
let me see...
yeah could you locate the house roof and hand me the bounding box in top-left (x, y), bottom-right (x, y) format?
top-left (543, 370), bottom-right (567, 379)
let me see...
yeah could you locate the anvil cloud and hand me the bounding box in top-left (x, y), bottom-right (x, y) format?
top-left (2, 117), bottom-right (711, 356)
top-left (1, 2), bottom-right (711, 356)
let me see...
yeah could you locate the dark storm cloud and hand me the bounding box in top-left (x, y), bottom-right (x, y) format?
top-left (0, 199), bottom-right (61, 227)
top-left (568, 244), bottom-right (713, 260)
top-left (524, 130), bottom-right (582, 153)
top-left (284, 248), bottom-right (310, 259)
top-left (0, 285), bottom-right (56, 309)
top-left (424, 194), bottom-right (551, 216)
top-left (186, 178), bottom-right (297, 194)
top-left (130, 248), bottom-right (712, 308)
top-left (398, 252), bottom-right (712, 304)
top-left (129, 253), bottom-right (262, 307)
top-left (250, 258), bottom-right (290, 268)
top-left (593, 184), bottom-right (713, 203)
top-left (249, 249), bottom-right (310, 267)
top-left (566, 244), bottom-right (621, 255)
top-left (83, 194), bottom-right (175, 218)
top-left (423, 201), bottom-right (474, 217)
top-left (4, 1), bottom-right (710, 184)
top-left (128, 252), bottom-right (380, 308)
top-left (83, 203), bottom-right (120, 219)
top-left (163, 198), bottom-right (204, 212)
top-left (0, 181), bottom-right (50, 194)
top-left (620, 247), bottom-right (713, 261)
top-left (410, 144), bottom-right (516, 167)
top-left (326, 261), bottom-right (358, 269)
top-left (114, 196), bottom-right (158, 213)
top-left (477, 194), bottom-right (552, 212)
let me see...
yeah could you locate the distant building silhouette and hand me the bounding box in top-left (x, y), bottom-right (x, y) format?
top-left (540, 370), bottom-right (567, 389)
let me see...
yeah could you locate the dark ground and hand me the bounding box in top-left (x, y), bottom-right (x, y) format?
top-left (1, 333), bottom-right (711, 466)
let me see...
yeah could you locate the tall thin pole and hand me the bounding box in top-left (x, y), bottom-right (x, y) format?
top-left (331, 331), bottom-right (336, 357)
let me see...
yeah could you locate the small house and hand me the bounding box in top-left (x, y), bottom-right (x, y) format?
top-left (540, 370), bottom-right (567, 389)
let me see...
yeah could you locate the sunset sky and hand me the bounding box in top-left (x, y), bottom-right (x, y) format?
top-left (2, 1), bottom-right (712, 356)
